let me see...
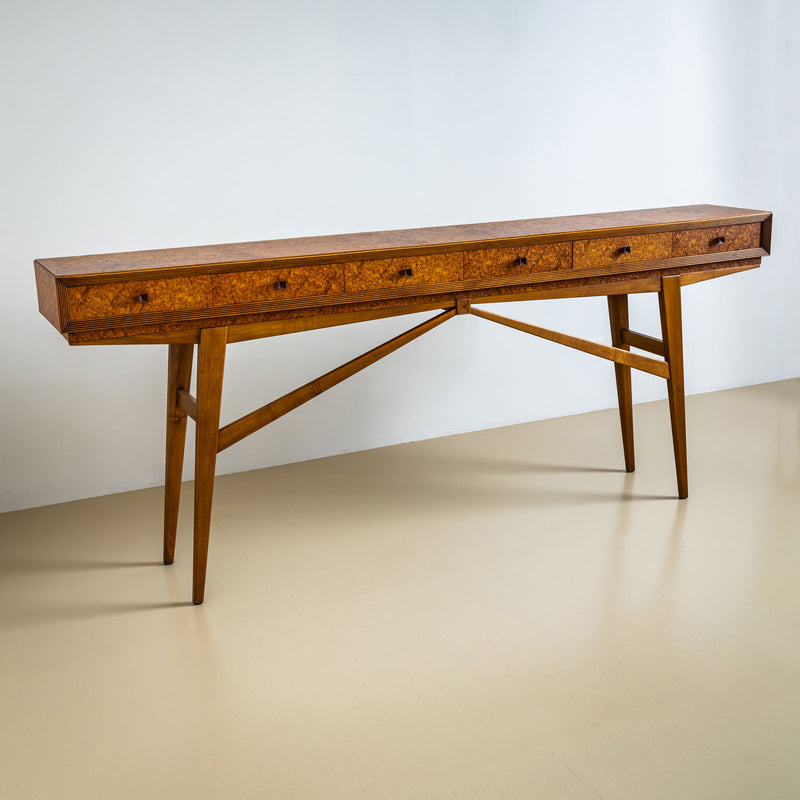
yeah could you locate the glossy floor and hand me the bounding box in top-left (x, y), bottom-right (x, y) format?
top-left (1, 379), bottom-right (799, 799)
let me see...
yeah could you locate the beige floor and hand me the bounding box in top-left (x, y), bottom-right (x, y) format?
top-left (1, 379), bottom-right (799, 799)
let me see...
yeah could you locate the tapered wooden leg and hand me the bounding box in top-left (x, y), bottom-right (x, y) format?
top-left (658, 276), bottom-right (688, 499)
top-left (193, 327), bottom-right (228, 604)
top-left (164, 343), bottom-right (194, 564)
top-left (607, 294), bottom-right (635, 472)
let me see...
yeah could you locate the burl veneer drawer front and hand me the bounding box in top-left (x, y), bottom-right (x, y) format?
top-left (671, 223), bottom-right (761, 257)
top-left (67, 277), bottom-right (212, 321)
top-left (464, 242), bottom-right (572, 280)
top-left (573, 232), bottom-right (672, 269)
top-left (212, 264), bottom-right (345, 306)
top-left (345, 252), bottom-right (462, 292)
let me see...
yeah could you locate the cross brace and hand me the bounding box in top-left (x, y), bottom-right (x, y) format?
top-left (469, 307), bottom-right (671, 379)
top-left (218, 308), bottom-right (455, 451)
top-left (173, 313), bottom-right (669, 432)
top-left (164, 274), bottom-right (688, 604)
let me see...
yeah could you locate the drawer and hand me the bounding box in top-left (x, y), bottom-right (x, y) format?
top-left (345, 252), bottom-right (462, 292)
top-left (67, 277), bottom-right (212, 321)
top-left (672, 223), bottom-right (761, 257)
top-left (573, 232), bottom-right (671, 269)
top-left (464, 242), bottom-right (572, 280)
top-left (212, 264), bottom-right (345, 306)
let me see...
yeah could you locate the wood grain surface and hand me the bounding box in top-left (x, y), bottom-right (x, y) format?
top-left (671, 222), bottom-right (761, 257)
top-left (163, 343), bottom-right (194, 565)
top-left (212, 264), bottom-right (345, 306)
top-left (658, 276), bottom-right (688, 499)
top-left (33, 207), bottom-right (771, 342)
top-left (62, 257), bottom-right (762, 344)
top-left (463, 242), bottom-right (572, 279)
top-left (34, 261), bottom-right (60, 329)
top-left (573, 233), bottom-right (671, 268)
top-left (67, 277), bottom-right (212, 321)
top-left (607, 294), bottom-right (635, 472)
top-left (344, 252), bottom-right (462, 292)
top-left (192, 326), bottom-right (227, 604)
top-left (36, 205), bottom-right (769, 279)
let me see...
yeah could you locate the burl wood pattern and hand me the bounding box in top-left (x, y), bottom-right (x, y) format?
top-left (573, 233), bottom-right (672, 269)
top-left (671, 222), bottom-right (761, 257)
top-left (64, 258), bottom-right (762, 344)
top-left (344, 252), bottom-right (462, 292)
top-left (36, 205), bottom-right (767, 278)
top-left (463, 242), bottom-right (572, 279)
top-left (212, 264), bottom-right (345, 306)
top-left (34, 261), bottom-right (60, 330)
top-left (37, 206), bottom-right (771, 338)
top-left (68, 277), bottom-right (212, 321)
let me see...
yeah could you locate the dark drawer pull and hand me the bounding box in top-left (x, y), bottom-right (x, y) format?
top-left (135, 293), bottom-right (149, 303)
top-left (713, 235), bottom-right (725, 245)
top-left (276, 280), bottom-right (288, 290)
top-left (515, 256), bottom-right (528, 267)
top-left (399, 268), bottom-right (413, 277)
top-left (619, 246), bottom-right (631, 255)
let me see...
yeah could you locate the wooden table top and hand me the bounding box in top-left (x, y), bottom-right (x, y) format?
top-left (36, 204), bottom-right (769, 279)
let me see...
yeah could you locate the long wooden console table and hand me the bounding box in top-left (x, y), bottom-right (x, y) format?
top-left (35, 205), bottom-right (773, 603)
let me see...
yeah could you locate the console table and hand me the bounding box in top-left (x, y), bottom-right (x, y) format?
top-left (35, 204), bottom-right (772, 603)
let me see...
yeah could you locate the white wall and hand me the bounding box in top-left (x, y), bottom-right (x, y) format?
top-left (1, 0), bottom-right (797, 513)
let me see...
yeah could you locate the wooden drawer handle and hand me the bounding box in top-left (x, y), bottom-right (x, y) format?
top-left (135, 293), bottom-right (149, 303)
top-left (619, 246), bottom-right (631, 255)
top-left (399, 268), bottom-right (413, 277)
top-left (515, 256), bottom-right (528, 267)
top-left (276, 280), bottom-right (288, 290)
top-left (713, 236), bottom-right (725, 245)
